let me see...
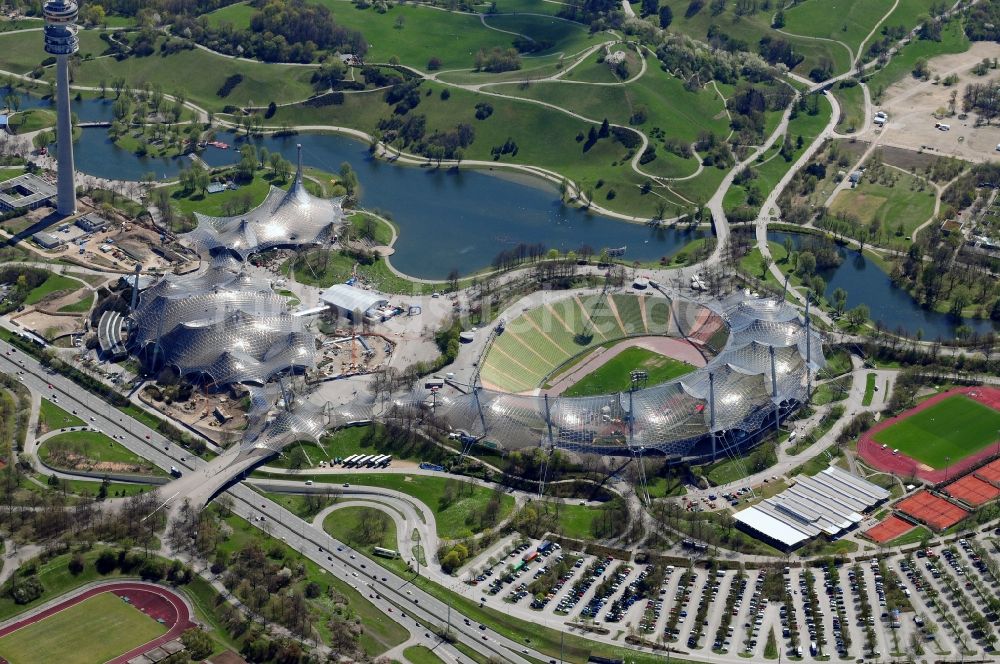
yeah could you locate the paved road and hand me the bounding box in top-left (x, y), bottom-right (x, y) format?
top-left (0, 339), bottom-right (542, 664)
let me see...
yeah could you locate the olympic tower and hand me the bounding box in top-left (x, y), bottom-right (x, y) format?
top-left (43, 0), bottom-right (79, 216)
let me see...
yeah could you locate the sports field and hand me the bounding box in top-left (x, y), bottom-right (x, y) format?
top-left (480, 294), bottom-right (672, 392)
top-left (871, 395), bottom-right (1000, 469)
top-left (562, 347), bottom-right (693, 397)
top-left (0, 592), bottom-right (166, 664)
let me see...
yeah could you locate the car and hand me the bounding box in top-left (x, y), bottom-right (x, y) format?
top-left (343, 483), bottom-right (350, 488)
top-left (479, 624), bottom-right (486, 630)
top-left (47, 384), bottom-right (53, 389)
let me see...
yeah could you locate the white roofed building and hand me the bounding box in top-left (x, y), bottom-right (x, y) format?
top-left (733, 466), bottom-right (890, 550)
top-left (319, 284), bottom-right (389, 322)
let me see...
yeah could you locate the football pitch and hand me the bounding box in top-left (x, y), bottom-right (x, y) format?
top-left (562, 347), bottom-right (694, 397)
top-left (0, 592), bottom-right (166, 664)
top-left (872, 395), bottom-right (1000, 469)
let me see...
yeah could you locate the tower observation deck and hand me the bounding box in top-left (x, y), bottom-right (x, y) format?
top-left (43, 0), bottom-right (79, 216)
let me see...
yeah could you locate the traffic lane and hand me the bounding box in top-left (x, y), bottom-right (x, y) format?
top-left (225, 484), bottom-right (542, 664)
top-left (0, 342), bottom-right (201, 475)
top-left (222, 493), bottom-right (495, 664)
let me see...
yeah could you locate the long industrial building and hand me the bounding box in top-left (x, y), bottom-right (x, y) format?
top-left (734, 466), bottom-right (890, 549)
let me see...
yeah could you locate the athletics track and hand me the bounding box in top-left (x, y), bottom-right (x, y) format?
top-left (857, 386), bottom-right (1000, 483)
top-left (0, 581), bottom-right (194, 664)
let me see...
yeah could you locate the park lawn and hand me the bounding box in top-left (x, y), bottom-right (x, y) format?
top-left (162, 169), bottom-right (283, 218)
top-left (829, 171), bottom-right (935, 241)
top-left (0, 592), bottom-right (166, 664)
top-left (0, 168), bottom-right (23, 183)
top-left (872, 395), bottom-right (1000, 468)
top-left (68, 38), bottom-right (318, 112)
top-left (347, 211), bottom-right (394, 246)
top-left (832, 82), bottom-right (865, 133)
top-left (782, 0), bottom-right (896, 57)
top-left (284, 247), bottom-right (447, 294)
top-left (0, 28), bottom-right (107, 74)
top-left (269, 82), bottom-right (687, 218)
top-left (57, 291), bottom-right (93, 313)
top-left (867, 19), bottom-right (968, 94)
top-left (24, 272), bottom-right (80, 305)
top-left (333, 4), bottom-right (520, 70)
top-left (561, 46), bottom-right (638, 84)
top-left (561, 347), bottom-right (694, 397)
top-left (203, 0), bottom-right (256, 28)
top-left (550, 500), bottom-right (626, 539)
top-left (658, 0), bottom-right (851, 76)
top-left (498, 63), bottom-right (729, 145)
top-left (37, 397), bottom-right (85, 431)
top-left (262, 471), bottom-right (515, 539)
top-left (7, 108), bottom-right (55, 134)
top-left (706, 455), bottom-right (759, 486)
top-left (403, 645), bottom-right (445, 664)
top-left (324, 505), bottom-right (399, 551)
top-left (862, 372), bottom-right (877, 406)
top-left (484, 14), bottom-right (596, 57)
top-left (38, 430), bottom-right (164, 475)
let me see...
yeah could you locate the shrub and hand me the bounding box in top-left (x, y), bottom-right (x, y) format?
top-left (216, 74), bottom-right (244, 98)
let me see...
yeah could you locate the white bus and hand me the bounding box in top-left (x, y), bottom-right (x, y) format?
top-left (379, 455), bottom-right (392, 468)
top-left (354, 455), bottom-right (372, 468)
top-left (369, 454), bottom-right (388, 467)
top-left (341, 454), bottom-right (360, 467)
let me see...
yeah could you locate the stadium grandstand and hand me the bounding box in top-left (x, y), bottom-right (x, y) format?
top-left (332, 290), bottom-right (823, 462)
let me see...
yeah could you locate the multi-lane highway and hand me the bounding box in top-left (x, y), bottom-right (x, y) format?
top-left (0, 338), bottom-right (547, 664)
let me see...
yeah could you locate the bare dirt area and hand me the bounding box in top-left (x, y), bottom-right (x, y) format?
top-left (13, 309), bottom-right (83, 340)
top-left (871, 42), bottom-right (1000, 163)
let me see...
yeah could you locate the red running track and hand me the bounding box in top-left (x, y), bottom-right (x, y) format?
top-left (0, 581), bottom-right (194, 664)
top-left (857, 386), bottom-right (1000, 483)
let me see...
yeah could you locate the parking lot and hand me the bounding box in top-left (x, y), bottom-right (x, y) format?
top-left (463, 533), bottom-right (1000, 661)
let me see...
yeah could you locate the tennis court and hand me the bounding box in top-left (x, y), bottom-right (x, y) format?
top-left (864, 515), bottom-right (915, 543)
top-left (945, 475), bottom-right (1000, 506)
top-left (975, 459), bottom-right (1000, 486)
top-left (896, 490), bottom-right (969, 531)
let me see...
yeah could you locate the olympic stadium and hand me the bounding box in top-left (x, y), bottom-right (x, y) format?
top-left (379, 290), bottom-right (824, 462)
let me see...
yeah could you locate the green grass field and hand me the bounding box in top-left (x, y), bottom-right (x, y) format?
top-left (403, 645), bottom-right (446, 664)
top-left (24, 272), bottom-right (80, 305)
top-left (832, 82), bottom-right (865, 133)
top-left (39, 430), bottom-right (164, 475)
top-left (0, 592), bottom-right (166, 664)
top-left (872, 395), bottom-right (1000, 469)
top-left (7, 108), bottom-right (55, 134)
top-left (67, 37), bottom-right (317, 111)
top-left (867, 19), bottom-right (968, 94)
top-left (259, 471), bottom-right (514, 540)
top-left (829, 170), bottom-right (935, 242)
top-left (561, 346), bottom-right (694, 397)
top-left (324, 505), bottom-right (399, 551)
top-left (782, 0), bottom-right (895, 58)
top-left (887, 524), bottom-right (931, 547)
top-left (37, 398), bottom-right (85, 432)
top-left (862, 373), bottom-right (877, 406)
top-left (57, 291), bottom-right (94, 313)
